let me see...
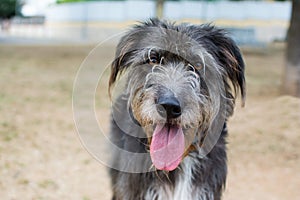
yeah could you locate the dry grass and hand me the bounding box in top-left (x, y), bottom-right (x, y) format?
top-left (0, 44), bottom-right (299, 200)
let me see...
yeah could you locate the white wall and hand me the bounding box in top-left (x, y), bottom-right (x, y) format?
top-left (164, 1), bottom-right (291, 21)
top-left (45, 1), bottom-right (291, 22)
top-left (8, 1), bottom-right (289, 44)
top-left (46, 1), bottom-right (155, 22)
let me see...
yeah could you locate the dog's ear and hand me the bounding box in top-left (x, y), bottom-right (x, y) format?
top-left (108, 39), bottom-right (137, 96)
top-left (109, 20), bottom-right (162, 93)
top-left (200, 25), bottom-right (246, 106)
top-left (109, 49), bottom-right (130, 89)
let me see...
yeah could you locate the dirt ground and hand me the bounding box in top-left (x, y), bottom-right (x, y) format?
top-left (0, 43), bottom-right (299, 200)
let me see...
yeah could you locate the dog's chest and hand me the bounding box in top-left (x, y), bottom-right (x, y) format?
top-left (145, 174), bottom-right (192, 200)
top-left (145, 157), bottom-right (212, 200)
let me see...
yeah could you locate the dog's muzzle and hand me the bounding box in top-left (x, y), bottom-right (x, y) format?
top-left (156, 90), bottom-right (181, 119)
top-left (149, 90), bottom-right (185, 171)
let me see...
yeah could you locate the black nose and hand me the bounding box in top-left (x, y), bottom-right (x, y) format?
top-left (156, 94), bottom-right (181, 119)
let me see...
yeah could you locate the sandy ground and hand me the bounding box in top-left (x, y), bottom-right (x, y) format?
top-left (0, 44), bottom-right (299, 200)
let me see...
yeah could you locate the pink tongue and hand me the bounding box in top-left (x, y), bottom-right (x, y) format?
top-left (150, 124), bottom-right (185, 171)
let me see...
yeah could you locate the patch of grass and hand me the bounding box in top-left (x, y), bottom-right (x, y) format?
top-left (57, 80), bottom-right (72, 93)
top-left (0, 93), bottom-right (15, 109)
top-left (18, 179), bottom-right (29, 185)
top-left (0, 122), bottom-right (18, 142)
top-left (82, 196), bottom-right (91, 200)
top-left (38, 179), bottom-right (58, 190)
top-left (82, 159), bottom-right (91, 165)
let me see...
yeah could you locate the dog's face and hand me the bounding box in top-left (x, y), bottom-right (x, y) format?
top-left (109, 19), bottom-right (245, 171)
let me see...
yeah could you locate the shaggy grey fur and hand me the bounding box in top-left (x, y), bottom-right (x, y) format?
top-left (108, 19), bottom-right (245, 200)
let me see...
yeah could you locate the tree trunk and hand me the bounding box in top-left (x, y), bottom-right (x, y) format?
top-left (283, 0), bottom-right (300, 96)
top-left (156, 0), bottom-right (164, 19)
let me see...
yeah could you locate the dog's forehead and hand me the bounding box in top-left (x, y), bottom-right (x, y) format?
top-left (129, 26), bottom-right (204, 64)
top-left (140, 26), bottom-right (197, 51)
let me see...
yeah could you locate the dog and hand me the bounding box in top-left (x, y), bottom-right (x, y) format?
top-left (108, 19), bottom-right (245, 200)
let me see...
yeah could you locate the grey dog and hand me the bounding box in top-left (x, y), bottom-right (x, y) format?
top-left (108, 19), bottom-right (245, 200)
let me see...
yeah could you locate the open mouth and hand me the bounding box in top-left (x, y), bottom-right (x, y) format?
top-left (150, 123), bottom-right (185, 171)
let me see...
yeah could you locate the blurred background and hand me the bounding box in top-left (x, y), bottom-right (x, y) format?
top-left (1, 0), bottom-right (299, 200)
top-left (0, 0), bottom-right (293, 43)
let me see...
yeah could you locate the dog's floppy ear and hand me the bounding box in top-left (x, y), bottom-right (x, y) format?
top-left (109, 19), bottom-right (161, 93)
top-left (109, 49), bottom-right (130, 89)
top-left (108, 38), bottom-right (137, 96)
top-left (200, 25), bottom-right (246, 106)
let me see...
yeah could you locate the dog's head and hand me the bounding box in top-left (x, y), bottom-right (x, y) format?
top-left (109, 19), bottom-right (245, 171)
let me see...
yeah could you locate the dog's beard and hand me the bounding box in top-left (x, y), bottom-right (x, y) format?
top-left (109, 20), bottom-right (245, 176)
top-left (115, 42), bottom-right (230, 171)
top-left (127, 62), bottom-right (215, 171)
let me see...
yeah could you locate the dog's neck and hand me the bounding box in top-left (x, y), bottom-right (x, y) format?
top-left (145, 155), bottom-right (215, 200)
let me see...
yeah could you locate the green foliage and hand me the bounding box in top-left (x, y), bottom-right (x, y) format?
top-left (56, 0), bottom-right (289, 4)
top-left (57, 0), bottom-right (84, 3)
top-left (57, 0), bottom-right (122, 3)
top-left (0, 0), bottom-right (16, 19)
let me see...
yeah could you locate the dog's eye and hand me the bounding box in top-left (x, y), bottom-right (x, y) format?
top-left (187, 63), bottom-right (202, 72)
top-left (148, 55), bottom-right (160, 64)
top-left (187, 64), bottom-right (195, 72)
top-left (147, 50), bottom-right (160, 65)
top-left (149, 56), bottom-right (158, 64)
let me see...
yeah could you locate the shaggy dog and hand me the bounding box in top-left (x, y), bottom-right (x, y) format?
top-left (108, 19), bottom-right (245, 200)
